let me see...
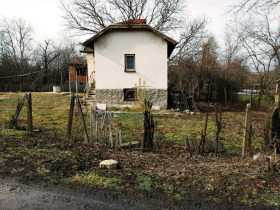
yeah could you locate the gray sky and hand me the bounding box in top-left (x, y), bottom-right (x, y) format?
top-left (0, 0), bottom-right (235, 45)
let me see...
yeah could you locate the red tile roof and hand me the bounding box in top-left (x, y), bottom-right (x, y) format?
top-left (118, 19), bottom-right (147, 24)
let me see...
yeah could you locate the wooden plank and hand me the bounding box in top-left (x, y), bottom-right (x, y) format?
top-left (242, 103), bottom-right (251, 157)
top-left (120, 141), bottom-right (139, 148)
top-left (76, 96), bottom-right (89, 143)
top-left (118, 129), bottom-right (122, 145)
top-left (27, 92), bottom-right (33, 132)
top-left (9, 99), bottom-right (24, 129)
top-left (108, 112), bottom-right (113, 147)
top-left (115, 128), bottom-right (119, 146)
top-left (90, 102), bottom-right (94, 141)
top-left (66, 95), bottom-right (75, 139)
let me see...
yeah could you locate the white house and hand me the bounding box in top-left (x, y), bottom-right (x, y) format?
top-left (81, 19), bottom-right (177, 109)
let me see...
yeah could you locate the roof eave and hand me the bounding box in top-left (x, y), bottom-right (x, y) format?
top-left (83, 24), bottom-right (177, 46)
top-left (80, 50), bottom-right (94, 53)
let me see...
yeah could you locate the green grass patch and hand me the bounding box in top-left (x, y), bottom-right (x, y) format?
top-left (1, 129), bottom-right (29, 138)
top-left (64, 171), bottom-right (121, 189)
top-left (137, 176), bottom-right (153, 191)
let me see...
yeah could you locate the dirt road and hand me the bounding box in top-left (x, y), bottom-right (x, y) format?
top-left (0, 177), bottom-right (146, 210)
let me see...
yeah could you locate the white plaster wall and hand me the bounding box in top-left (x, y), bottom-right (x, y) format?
top-left (94, 30), bottom-right (168, 89)
top-left (86, 53), bottom-right (95, 84)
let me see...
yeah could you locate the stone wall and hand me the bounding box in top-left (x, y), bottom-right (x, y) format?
top-left (96, 89), bottom-right (167, 110)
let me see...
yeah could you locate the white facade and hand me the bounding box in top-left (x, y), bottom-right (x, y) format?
top-left (86, 53), bottom-right (95, 84)
top-left (93, 30), bottom-right (168, 89)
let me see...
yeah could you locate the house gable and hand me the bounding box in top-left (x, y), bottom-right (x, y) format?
top-left (82, 24), bottom-right (177, 58)
top-left (94, 29), bottom-right (168, 90)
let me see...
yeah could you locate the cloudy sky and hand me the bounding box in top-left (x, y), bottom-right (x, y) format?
top-left (0, 0), bottom-right (235, 45)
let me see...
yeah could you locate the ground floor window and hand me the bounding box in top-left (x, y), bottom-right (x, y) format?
top-left (123, 88), bottom-right (137, 101)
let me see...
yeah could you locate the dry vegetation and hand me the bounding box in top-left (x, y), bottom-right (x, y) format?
top-left (0, 92), bottom-right (280, 208)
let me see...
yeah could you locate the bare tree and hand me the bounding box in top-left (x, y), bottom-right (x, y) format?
top-left (60, 0), bottom-right (185, 34)
top-left (34, 39), bottom-right (78, 90)
top-left (170, 17), bottom-right (208, 62)
top-left (236, 12), bottom-right (280, 107)
top-left (222, 30), bottom-right (241, 66)
top-left (0, 18), bottom-right (34, 90)
top-left (230, 0), bottom-right (280, 13)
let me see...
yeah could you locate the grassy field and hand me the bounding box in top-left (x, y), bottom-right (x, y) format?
top-left (0, 92), bottom-right (279, 208)
top-left (0, 92), bottom-right (267, 153)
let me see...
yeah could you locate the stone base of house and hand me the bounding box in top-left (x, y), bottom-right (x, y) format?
top-left (96, 89), bottom-right (167, 110)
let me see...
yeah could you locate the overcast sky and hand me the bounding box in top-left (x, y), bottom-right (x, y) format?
top-left (0, 0), bottom-right (235, 46)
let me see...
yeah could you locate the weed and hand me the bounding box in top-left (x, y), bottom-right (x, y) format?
top-left (137, 176), bottom-right (153, 191)
top-left (65, 171), bottom-right (121, 189)
top-left (1, 129), bottom-right (29, 138)
top-left (34, 144), bottom-right (44, 153)
top-left (206, 183), bottom-right (214, 191)
top-left (36, 167), bottom-right (50, 175)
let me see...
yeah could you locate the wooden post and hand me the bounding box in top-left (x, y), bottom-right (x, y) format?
top-left (250, 87), bottom-right (253, 107)
top-left (27, 92), bottom-right (33, 132)
top-left (9, 99), bottom-right (24, 129)
top-left (66, 95), bottom-right (75, 139)
top-left (242, 103), bottom-right (251, 157)
top-left (95, 111), bottom-right (98, 143)
top-left (185, 137), bottom-right (190, 151)
top-left (75, 70), bottom-right (78, 96)
top-left (118, 129), bottom-right (122, 145)
top-left (215, 104), bottom-right (222, 157)
top-left (275, 83), bottom-right (279, 107)
top-left (142, 101), bottom-right (154, 150)
top-left (76, 96), bottom-right (89, 143)
top-left (115, 128), bottom-right (119, 146)
top-left (90, 102), bottom-right (94, 141)
top-left (108, 112), bottom-right (113, 147)
top-left (200, 102), bottom-right (210, 155)
top-left (224, 87), bottom-right (228, 108)
top-left (69, 68), bottom-right (71, 99)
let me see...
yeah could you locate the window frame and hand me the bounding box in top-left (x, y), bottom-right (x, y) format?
top-left (123, 88), bottom-right (137, 101)
top-left (124, 54), bottom-right (136, 72)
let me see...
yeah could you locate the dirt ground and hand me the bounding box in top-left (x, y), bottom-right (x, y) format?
top-left (0, 132), bottom-right (279, 209)
top-left (0, 176), bottom-right (124, 209)
top-left (0, 176), bottom-right (241, 210)
top-left (0, 92), bottom-right (280, 209)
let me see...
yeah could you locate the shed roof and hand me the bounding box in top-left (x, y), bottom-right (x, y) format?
top-left (81, 23), bottom-right (177, 58)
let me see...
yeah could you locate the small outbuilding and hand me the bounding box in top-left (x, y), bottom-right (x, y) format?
top-left (68, 56), bottom-right (87, 92)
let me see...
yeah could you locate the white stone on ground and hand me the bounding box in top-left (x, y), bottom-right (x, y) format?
top-left (99, 159), bottom-right (118, 169)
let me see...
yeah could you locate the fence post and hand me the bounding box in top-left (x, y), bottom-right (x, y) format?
top-left (118, 129), bottom-right (122, 145)
top-left (27, 92), bottom-right (33, 132)
top-left (108, 112), bottom-right (113, 147)
top-left (224, 87), bottom-right (228, 108)
top-left (76, 96), bottom-right (89, 143)
top-left (66, 95), bottom-right (75, 139)
top-left (90, 102), bottom-right (94, 141)
top-left (115, 128), bottom-right (119, 146)
top-left (242, 103), bottom-right (251, 157)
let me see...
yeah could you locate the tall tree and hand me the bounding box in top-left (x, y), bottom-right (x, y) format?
top-left (230, 0), bottom-right (280, 13)
top-left (235, 12), bottom-right (280, 107)
top-left (60, 0), bottom-right (185, 34)
top-left (0, 18), bottom-right (34, 90)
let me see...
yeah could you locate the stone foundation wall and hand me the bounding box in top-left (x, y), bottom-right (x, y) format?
top-left (96, 89), bottom-right (167, 110)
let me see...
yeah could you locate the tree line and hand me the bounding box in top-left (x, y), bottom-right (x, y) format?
top-left (60, 0), bottom-right (280, 105)
top-left (0, 18), bottom-right (78, 92)
top-left (1, 0), bottom-right (279, 107)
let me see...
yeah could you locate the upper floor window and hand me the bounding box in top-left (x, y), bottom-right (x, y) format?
top-left (125, 54), bottom-right (135, 72)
